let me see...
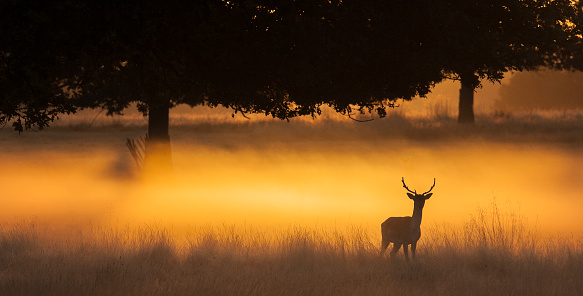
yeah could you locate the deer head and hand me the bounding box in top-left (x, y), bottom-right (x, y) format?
top-left (402, 177), bottom-right (435, 209)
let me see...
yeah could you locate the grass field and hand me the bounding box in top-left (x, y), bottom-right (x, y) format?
top-left (1, 202), bottom-right (582, 296)
top-left (1, 107), bottom-right (582, 295)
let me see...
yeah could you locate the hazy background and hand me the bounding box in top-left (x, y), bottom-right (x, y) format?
top-left (1, 73), bottom-right (582, 237)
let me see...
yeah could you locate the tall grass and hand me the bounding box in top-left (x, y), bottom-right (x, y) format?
top-left (1, 204), bottom-right (581, 296)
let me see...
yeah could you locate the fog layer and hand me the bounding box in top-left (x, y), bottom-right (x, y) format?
top-left (1, 111), bottom-right (581, 235)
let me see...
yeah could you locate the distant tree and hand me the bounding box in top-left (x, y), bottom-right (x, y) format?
top-left (431, 0), bottom-right (578, 123)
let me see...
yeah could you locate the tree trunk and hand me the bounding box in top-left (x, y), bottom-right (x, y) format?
top-left (143, 102), bottom-right (173, 174)
top-left (458, 79), bottom-right (475, 124)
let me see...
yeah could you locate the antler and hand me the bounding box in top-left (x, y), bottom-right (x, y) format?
top-left (401, 177), bottom-right (416, 194)
top-left (421, 178), bottom-right (436, 195)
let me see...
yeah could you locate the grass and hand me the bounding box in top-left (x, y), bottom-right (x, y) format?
top-left (1, 204), bottom-right (581, 296)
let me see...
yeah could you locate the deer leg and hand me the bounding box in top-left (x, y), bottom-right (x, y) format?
top-left (380, 237), bottom-right (390, 257)
top-left (390, 243), bottom-right (402, 259)
top-left (411, 243), bottom-right (417, 258)
top-left (403, 244), bottom-right (409, 261)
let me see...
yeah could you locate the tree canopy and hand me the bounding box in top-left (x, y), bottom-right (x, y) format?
top-left (2, 0), bottom-right (449, 132)
top-left (2, 0), bottom-right (581, 132)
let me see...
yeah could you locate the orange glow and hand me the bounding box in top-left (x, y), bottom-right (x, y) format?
top-left (1, 115), bottom-right (582, 239)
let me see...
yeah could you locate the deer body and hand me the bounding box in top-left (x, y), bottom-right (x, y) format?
top-left (380, 178), bottom-right (435, 260)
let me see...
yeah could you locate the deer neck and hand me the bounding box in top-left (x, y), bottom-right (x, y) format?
top-left (411, 206), bottom-right (424, 229)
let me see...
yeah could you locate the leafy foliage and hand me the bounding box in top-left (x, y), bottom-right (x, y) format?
top-left (2, 0), bottom-right (581, 131)
top-left (431, 0), bottom-right (579, 87)
top-left (0, 0), bottom-right (79, 132)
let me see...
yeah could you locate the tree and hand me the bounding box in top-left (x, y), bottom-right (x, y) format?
top-left (430, 0), bottom-right (578, 123)
top-left (1, 0), bottom-right (297, 173)
top-left (70, 1), bottom-right (301, 173)
top-left (2, 0), bottom-right (447, 170)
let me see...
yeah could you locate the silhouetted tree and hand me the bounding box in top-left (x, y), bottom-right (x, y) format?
top-left (70, 1), bottom-right (286, 173)
top-left (2, 0), bottom-right (448, 175)
top-left (432, 0), bottom-right (578, 123)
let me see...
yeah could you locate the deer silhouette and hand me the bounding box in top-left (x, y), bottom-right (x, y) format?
top-left (380, 177), bottom-right (435, 260)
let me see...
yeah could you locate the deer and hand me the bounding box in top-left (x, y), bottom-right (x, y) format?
top-left (380, 177), bottom-right (435, 260)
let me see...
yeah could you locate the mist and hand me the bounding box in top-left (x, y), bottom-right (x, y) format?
top-left (497, 70), bottom-right (583, 111)
top-left (1, 107), bottom-right (582, 236)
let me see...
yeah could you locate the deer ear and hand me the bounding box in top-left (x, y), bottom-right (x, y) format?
top-left (424, 193), bottom-right (433, 199)
top-left (407, 193), bottom-right (415, 199)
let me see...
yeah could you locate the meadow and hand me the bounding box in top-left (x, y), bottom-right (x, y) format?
top-left (1, 106), bottom-right (582, 295)
top-left (1, 204), bottom-right (582, 296)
